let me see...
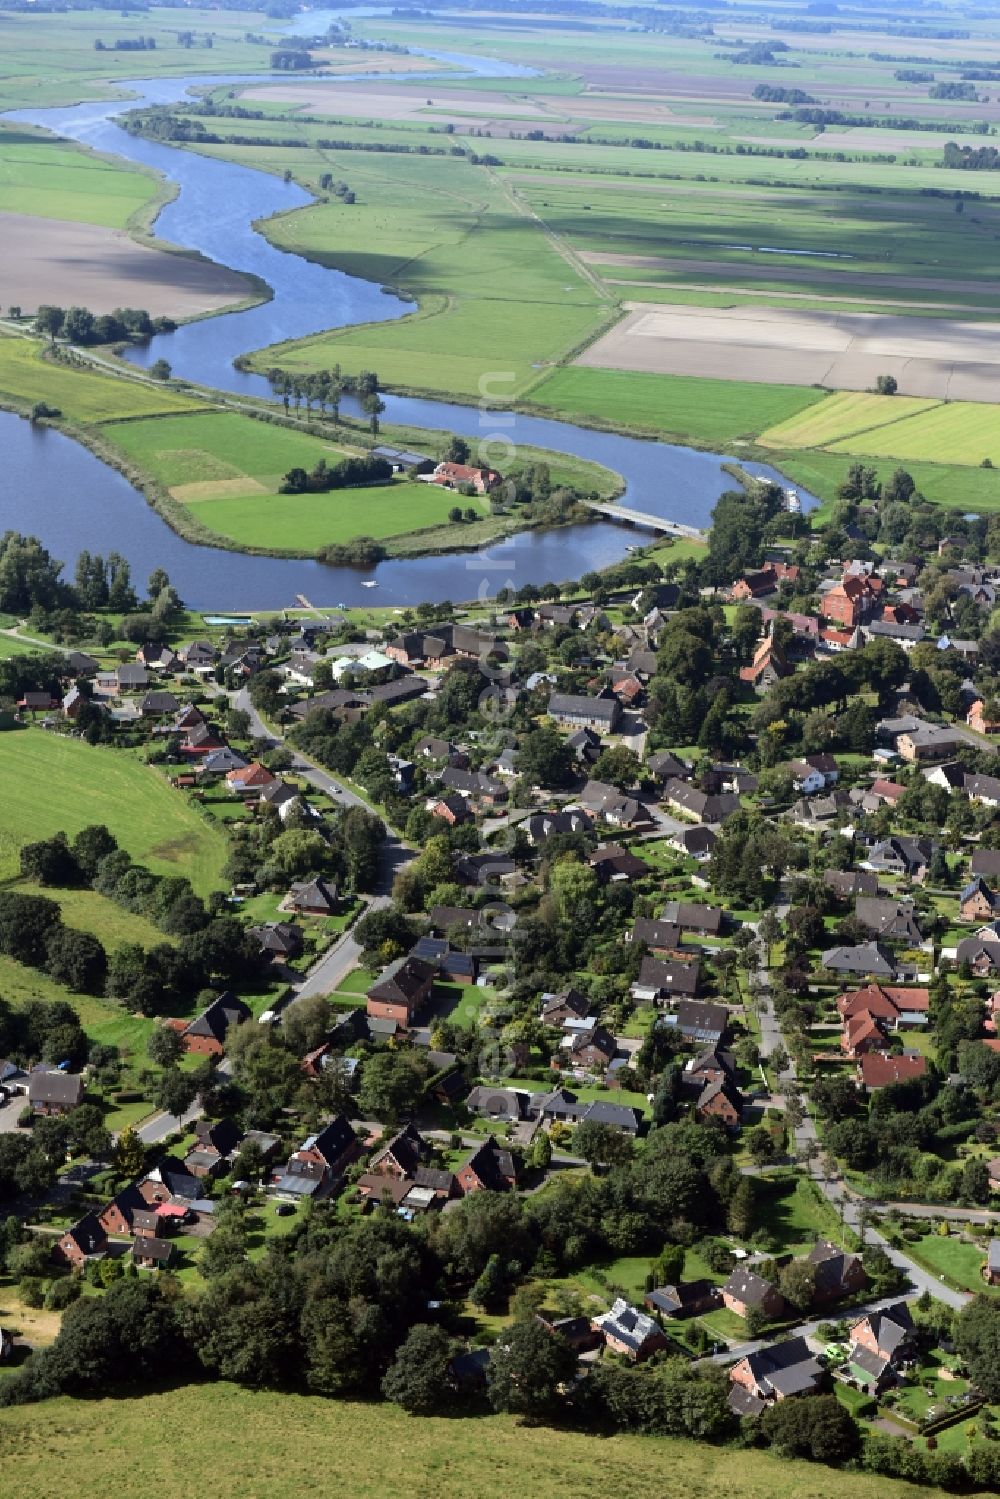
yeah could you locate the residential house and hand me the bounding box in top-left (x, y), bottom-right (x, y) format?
top-left (181, 992), bottom-right (251, 1057)
top-left (251, 920), bottom-right (305, 963)
top-left (592, 1298), bottom-right (670, 1362)
top-left (854, 897), bottom-right (925, 946)
top-left (429, 461), bottom-right (501, 495)
top-left (960, 877), bottom-right (1000, 923)
top-left (848, 1302), bottom-right (915, 1393)
top-left (785, 760), bottom-right (827, 796)
top-left (740, 636), bottom-right (792, 693)
top-left (579, 779), bottom-right (647, 830)
top-left (644, 1281), bottom-right (722, 1318)
top-left (541, 988), bottom-right (592, 1027)
top-left (965, 773), bottom-right (1000, 809)
top-left (534, 1089), bottom-right (641, 1135)
top-left (271, 1116), bottom-right (359, 1199)
top-left (185, 1117), bottom-right (242, 1178)
top-left (864, 837), bottom-right (934, 882)
top-left (226, 761), bottom-right (278, 798)
top-left (465, 1085), bottom-right (529, 1122)
top-left (430, 795), bottom-right (471, 827)
top-left (858, 1053), bottom-right (928, 1091)
top-left (661, 778), bottom-right (740, 825)
top-left (675, 1000), bottom-right (728, 1044)
top-left (661, 901), bottom-right (725, 938)
top-left (695, 1077), bottom-right (744, 1128)
top-left (560, 1024), bottom-right (617, 1073)
top-left (824, 869), bottom-right (880, 903)
top-left (55, 1213), bottom-right (108, 1269)
top-left (968, 699), bottom-right (1000, 736)
top-left (27, 1067), bottom-right (83, 1116)
top-left (133, 1236), bottom-right (175, 1270)
top-left (589, 845), bottom-right (651, 882)
top-left (628, 918), bottom-right (684, 955)
top-left (632, 956), bottom-right (701, 1004)
top-left (366, 955), bottom-right (436, 1028)
top-left (547, 692), bottom-right (622, 733)
top-left (721, 1266), bottom-right (785, 1321)
top-left (98, 1184), bottom-right (149, 1237)
top-left (669, 824), bottom-right (717, 862)
top-left (287, 877), bottom-right (338, 916)
top-left (956, 934), bottom-right (1000, 975)
top-left (523, 809), bottom-right (593, 846)
top-left (808, 1241), bottom-right (868, 1304)
top-left (728, 1337), bottom-right (823, 1417)
top-left (821, 943), bottom-right (898, 979)
top-left (986, 1241), bottom-right (1000, 1287)
top-left (973, 850), bottom-right (1000, 881)
top-left (456, 1136), bottom-right (517, 1195)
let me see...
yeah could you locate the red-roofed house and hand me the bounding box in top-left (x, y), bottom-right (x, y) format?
top-left (429, 462), bottom-right (501, 495)
top-left (858, 1053), bottom-right (927, 1091)
top-left (226, 761), bottom-right (277, 797)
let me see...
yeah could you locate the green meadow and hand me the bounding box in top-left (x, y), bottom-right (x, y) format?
top-left (0, 127), bottom-right (156, 227)
top-left (0, 1385), bottom-right (965, 1499)
top-left (103, 408), bottom-right (488, 549)
top-left (529, 367), bottom-right (825, 445)
top-left (0, 730), bottom-right (228, 897)
top-left (0, 335), bottom-right (203, 424)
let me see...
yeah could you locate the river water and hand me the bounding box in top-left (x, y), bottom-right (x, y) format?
top-left (2, 37), bottom-right (817, 610)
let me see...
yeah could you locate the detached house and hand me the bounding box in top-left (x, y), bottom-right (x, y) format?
top-left (547, 692), bottom-right (622, 734)
top-left (960, 877), bottom-right (1000, 923)
top-left (271, 1116), bottom-right (359, 1199)
top-left (728, 1337), bottom-right (823, 1417)
top-left (592, 1299), bottom-right (670, 1362)
top-left (28, 1067), bottom-right (83, 1116)
top-left (181, 992), bottom-right (251, 1057)
top-left (722, 1266), bottom-right (785, 1321)
top-left (366, 954), bottom-right (436, 1028)
top-left (456, 1136), bottom-right (517, 1195)
top-left (55, 1213), bottom-right (108, 1269)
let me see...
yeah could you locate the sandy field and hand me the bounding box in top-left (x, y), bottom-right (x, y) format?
top-left (579, 251), bottom-right (1000, 301)
top-left (241, 80), bottom-right (552, 122)
top-left (576, 303), bottom-right (1000, 401)
top-left (0, 212), bottom-right (253, 318)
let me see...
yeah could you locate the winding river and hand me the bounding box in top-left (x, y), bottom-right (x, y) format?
top-left (2, 32), bottom-right (817, 610)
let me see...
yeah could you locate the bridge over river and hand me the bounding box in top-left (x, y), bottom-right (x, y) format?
top-left (582, 501), bottom-right (706, 542)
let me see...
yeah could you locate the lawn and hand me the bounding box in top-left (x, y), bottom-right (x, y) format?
top-left (755, 1175), bottom-right (852, 1255)
top-left (0, 730), bottom-right (229, 897)
top-left (0, 953), bottom-right (156, 1055)
top-left (898, 1231), bottom-right (993, 1296)
top-left (0, 334), bottom-right (203, 424)
top-left (0, 127), bottom-right (155, 227)
top-left (530, 367), bottom-right (825, 445)
top-left (774, 448), bottom-right (1000, 516)
top-left (0, 1383), bottom-right (961, 1499)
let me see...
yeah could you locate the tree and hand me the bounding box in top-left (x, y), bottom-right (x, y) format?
top-left (487, 1317), bottom-right (577, 1417)
top-left (114, 1126), bottom-right (146, 1179)
top-left (778, 1258), bottom-right (817, 1312)
top-left (470, 1251), bottom-right (506, 1307)
top-left (956, 1297), bottom-right (1000, 1399)
top-left (875, 374), bottom-right (898, 396)
top-left (444, 436), bottom-right (470, 464)
top-left (529, 1131), bottom-right (552, 1171)
top-left (281, 994), bottom-right (333, 1057)
top-left (381, 1323), bottom-right (456, 1414)
top-left (34, 304), bottom-right (64, 340)
top-left (572, 1120), bottom-right (634, 1170)
top-left (44, 927), bottom-right (106, 995)
top-left (147, 1026), bottom-right (184, 1070)
top-left (356, 1051), bottom-right (427, 1123)
top-left (149, 359), bottom-right (172, 381)
top-left (157, 1067), bottom-right (198, 1124)
top-left (592, 745), bottom-right (641, 790)
top-left (761, 1393), bottom-right (859, 1461)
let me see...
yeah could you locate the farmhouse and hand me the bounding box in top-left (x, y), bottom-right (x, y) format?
top-left (547, 692), bottom-right (622, 733)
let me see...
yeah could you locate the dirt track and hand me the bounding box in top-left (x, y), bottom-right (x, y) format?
top-left (576, 303), bottom-right (1000, 401)
top-left (0, 212), bottom-right (253, 318)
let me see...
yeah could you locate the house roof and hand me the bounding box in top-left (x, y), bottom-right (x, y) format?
top-left (593, 1297), bottom-right (662, 1352)
top-left (859, 1053), bottom-right (928, 1088)
top-left (27, 1068), bottom-right (83, 1106)
top-left (723, 1265), bottom-right (780, 1309)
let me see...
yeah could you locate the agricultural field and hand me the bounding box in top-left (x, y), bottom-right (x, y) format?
top-left (528, 367), bottom-right (824, 445)
top-left (0, 730), bottom-right (229, 897)
top-left (0, 335), bottom-right (203, 424)
top-left (0, 1384), bottom-right (958, 1499)
top-left (102, 409), bottom-right (486, 548)
top-left (758, 392), bottom-right (943, 450)
top-left (0, 127), bottom-right (155, 227)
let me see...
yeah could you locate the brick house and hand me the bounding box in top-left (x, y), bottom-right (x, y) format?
top-left (271, 1116), bottom-right (359, 1200)
top-left (429, 461), bottom-right (501, 494)
top-left (808, 1241), bottom-right (868, 1304)
top-left (455, 1136), bottom-right (517, 1195)
top-left (961, 876), bottom-right (999, 923)
top-left (181, 992), bottom-right (251, 1057)
top-left (98, 1184), bottom-right (148, 1236)
top-left (133, 1237), bottom-right (175, 1271)
top-left (728, 1337), bottom-right (823, 1416)
top-left (55, 1213), bottom-right (107, 1269)
top-left (721, 1265), bottom-right (785, 1320)
top-left (592, 1298), bottom-right (670, 1362)
top-left (695, 1077), bottom-right (744, 1128)
top-left (366, 955), bottom-right (436, 1028)
top-left (858, 1053), bottom-right (927, 1091)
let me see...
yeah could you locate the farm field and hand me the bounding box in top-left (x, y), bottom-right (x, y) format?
top-left (0, 730), bottom-right (229, 897)
top-left (0, 335), bottom-right (203, 424)
top-left (528, 366), bottom-right (824, 444)
top-left (758, 392), bottom-right (943, 450)
top-left (576, 303), bottom-right (1000, 402)
top-left (0, 128), bottom-right (154, 227)
top-left (0, 1384), bottom-right (967, 1499)
top-left (102, 409), bottom-right (486, 547)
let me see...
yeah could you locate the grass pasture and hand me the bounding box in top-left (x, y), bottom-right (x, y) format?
top-left (0, 1383), bottom-right (967, 1499)
top-left (758, 392), bottom-right (942, 451)
top-left (103, 409), bottom-right (487, 548)
top-left (0, 127), bottom-right (155, 227)
top-left (0, 730), bottom-right (228, 896)
top-left (528, 366), bottom-right (825, 445)
top-left (0, 335), bottom-right (202, 424)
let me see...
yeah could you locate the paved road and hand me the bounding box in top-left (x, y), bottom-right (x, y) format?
top-left (751, 916), bottom-right (971, 1311)
top-left (234, 686), bottom-right (414, 1006)
top-left (137, 1100), bottom-right (204, 1145)
top-left (705, 1290), bottom-right (925, 1365)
